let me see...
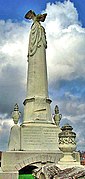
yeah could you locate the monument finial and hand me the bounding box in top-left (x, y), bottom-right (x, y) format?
top-left (12, 103), bottom-right (21, 124)
top-left (25, 10), bottom-right (47, 22)
top-left (53, 105), bottom-right (62, 126)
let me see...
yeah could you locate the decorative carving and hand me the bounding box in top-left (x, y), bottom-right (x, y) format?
top-left (58, 124), bottom-right (77, 163)
top-left (12, 104), bottom-right (21, 124)
top-left (53, 105), bottom-right (62, 126)
top-left (25, 10), bottom-right (47, 57)
top-left (59, 136), bottom-right (76, 144)
top-left (59, 124), bottom-right (76, 145)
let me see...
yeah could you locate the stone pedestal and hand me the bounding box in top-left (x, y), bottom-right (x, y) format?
top-left (8, 122), bottom-right (61, 151)
top-left (21, 123), bottom-right (61, 151)
top-left (58, 124), bottom-right (81, 169)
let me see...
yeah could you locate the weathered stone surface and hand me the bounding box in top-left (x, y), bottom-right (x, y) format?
top-left (8, 125), bottom-right (20, 151)
top-left (44, 165), bottom-right (85, 179)
top-left (1, 151), bottom-right (62, 172)
top-left (58, 124), bottom-right (80, 168)
top-left (39, 172), bottom-right (46, 179)
top-left (21, 123), bottom-right (61, 151)
top-left (23, 10), bottom-right (52, 124)
top-left (0, 171), bottom-right (18, 179)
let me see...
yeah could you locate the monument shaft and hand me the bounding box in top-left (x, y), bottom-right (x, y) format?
top-left (23, 13), bottom-right (52, 124)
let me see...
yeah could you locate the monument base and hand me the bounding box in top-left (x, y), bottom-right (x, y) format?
top-left (1, 122), bottom-right (63, 178)
top-left (8, 122), bottom-right (61, 151)
top-left (1, 150), bottom-right (63, 178)
top-left (1, 150), bottom-right (81, 178)
top-left (58, 151), bottom-right (82, 169)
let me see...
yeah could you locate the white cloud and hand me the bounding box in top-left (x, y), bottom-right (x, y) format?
top-left (43, 1), bottom-right (85, 83)
top-left (0, 20), bottom-right (30, 72)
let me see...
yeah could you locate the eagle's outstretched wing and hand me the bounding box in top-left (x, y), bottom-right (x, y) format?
top-left (37, 13), bottom-right (47, 22)
top-left (25, 10), bottom-right (36, 19)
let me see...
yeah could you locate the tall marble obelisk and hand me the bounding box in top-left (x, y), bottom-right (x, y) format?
top-left (18, 10), bottom-right (62, 151)
top-left (23, 10), bottom-right (52, 124)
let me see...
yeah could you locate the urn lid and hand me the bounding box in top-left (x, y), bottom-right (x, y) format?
top-left (14, 103), bottom-right (19, 111)
top-left (59, 123), bottom-right (76, 137)
top-left (61, 123), bottom-right (73, 131)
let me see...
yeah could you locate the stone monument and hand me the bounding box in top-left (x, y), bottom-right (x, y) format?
top-left (0, 10), bottom-right (62, 179)
top-left (0, 10), bottom-right (83, 179)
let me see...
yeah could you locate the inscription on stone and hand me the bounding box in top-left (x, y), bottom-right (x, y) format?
top-left (43, 128), bottom-right (57, 142)
top-left (21, 125), bottom-right (58, 150)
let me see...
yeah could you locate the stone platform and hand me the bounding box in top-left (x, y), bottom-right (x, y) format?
top-left (1, 150), bottom-right (63, 171)
top-left (0, 150), bottom-right (81, 179)
top-left (0, 150), bottom-right (63, 179)
top-left (0, 122), bottom-right (81, 179)
top-left (0, 122), bottom-right (63, 178)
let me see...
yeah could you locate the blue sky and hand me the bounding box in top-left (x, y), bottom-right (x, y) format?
top-left (0, 0), bottom-right (85, 151)
top-left (0, 0), bottom-right (85, 27)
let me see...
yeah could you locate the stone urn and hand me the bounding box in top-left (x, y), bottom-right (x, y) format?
top-left (58, 123), bottom-right (76, 162)
top-left (53, 105), bottom-right (62, 126)
top-left (12, 103), bottom-right (21, 124)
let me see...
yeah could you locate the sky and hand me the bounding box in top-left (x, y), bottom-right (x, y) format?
top-left (0, 0), bottom-right (85, 151)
